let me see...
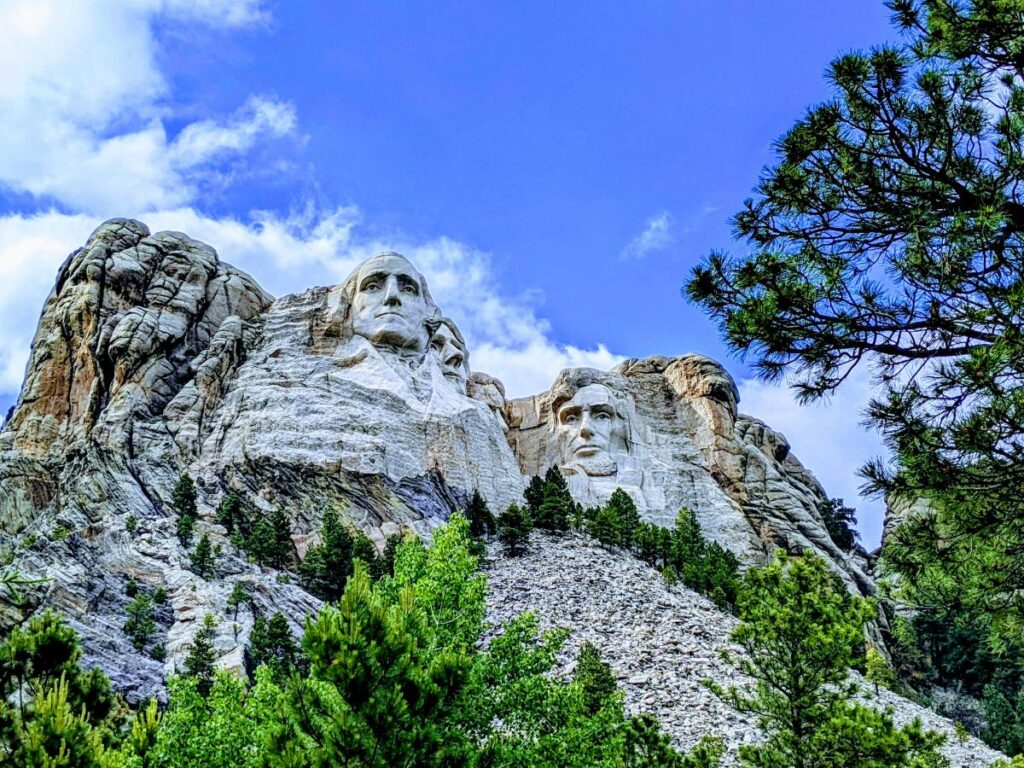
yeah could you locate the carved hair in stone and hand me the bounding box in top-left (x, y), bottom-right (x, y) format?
top-left (548, 369), bottom-right (635, 477)
top-left (336, 252), bottom-right (441, 352)
top-left (430, 317), bottom-right (470, 393)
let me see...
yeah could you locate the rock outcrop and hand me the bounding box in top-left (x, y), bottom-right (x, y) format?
top-left (2, 218), bottom-right (872, 703)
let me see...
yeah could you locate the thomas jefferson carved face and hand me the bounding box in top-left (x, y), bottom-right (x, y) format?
top-left (556, 384), bottom-right (622, 476)
top-left (351, 253), bottom-right (431, 351)
top-left (430, 321), bottom-right (469, 393)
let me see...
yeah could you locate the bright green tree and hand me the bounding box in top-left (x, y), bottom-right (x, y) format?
top-left (497, 503), bottom-right (532, 556)
top-left (575, 642), bottom-right (618, 715)
top-left (0, 611), bottom-right (118, 765)
top-left (247, 613), bottom-right (304, 684)
top-left (709, 552), bottom-right (947, 768)
top-left (124, 592), bottom-right (156, 651)
top-left (298, 509), bottom-right (355, 601)
top-left (226, 583), bottom-right (250, 621)
top-left (183, 615), bottom-right (218, 697)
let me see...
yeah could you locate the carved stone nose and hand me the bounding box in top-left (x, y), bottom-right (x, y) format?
top-left (383, 278), bottom-right (402, 305)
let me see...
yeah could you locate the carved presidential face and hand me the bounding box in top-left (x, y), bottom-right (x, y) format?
top-left (430, 322), bottom-right (469, 393)
top-left (351, 253), bottom-right (431, 351)
top-left (556, 383), bottom-right (623, 476)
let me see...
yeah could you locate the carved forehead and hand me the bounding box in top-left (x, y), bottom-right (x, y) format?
top-left (560, 384), bottom-right (614, 411)
top-left (356, 252), bottom-right (422, 285)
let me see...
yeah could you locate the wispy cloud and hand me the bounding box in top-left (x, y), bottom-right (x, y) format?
top-left (620, 210), bottom-right (674, 259)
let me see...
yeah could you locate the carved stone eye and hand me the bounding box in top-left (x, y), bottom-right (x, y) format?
top-left (401, 283), bottom-right (417, 294)
top-left (563, 414), bottom-right (578, 424)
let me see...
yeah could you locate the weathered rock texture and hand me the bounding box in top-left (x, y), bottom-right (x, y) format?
top-left (506, 356), bottom-right (873, 595)
top-left (3, 219), bottom-right (872, 707)
top-left (485, 533), bottom-right (1003, 767)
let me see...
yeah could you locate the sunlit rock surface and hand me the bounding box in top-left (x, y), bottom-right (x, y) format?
top-left (2, 218), bottom-right (871, 702)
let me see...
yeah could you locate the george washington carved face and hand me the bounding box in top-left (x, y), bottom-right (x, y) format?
top-left (349, 252), bottom-right (434, 351)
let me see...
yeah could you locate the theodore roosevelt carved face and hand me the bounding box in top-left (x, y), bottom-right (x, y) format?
top-left (554, 383), bottom-right (625, 477)
top-left (349, 252), bottom-right (434, 351)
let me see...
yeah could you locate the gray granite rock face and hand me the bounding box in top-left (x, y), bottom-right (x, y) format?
top-left (506, 356), bottom-right (874, 596)
top-left (2, 218), bottom-right (876, 707)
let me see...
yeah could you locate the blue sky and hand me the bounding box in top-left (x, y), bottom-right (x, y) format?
top-left (0, 1), bottom-right (897, 546)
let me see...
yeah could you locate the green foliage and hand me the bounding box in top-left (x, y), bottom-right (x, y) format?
top-left (190, 533), bottom-right (216, 579)
top-left (865, 645), bottom-right (896, 697)
top-left (150, 671), bottom-right (273, 768)
top-left (269, 563), bottom-right (475, 766)
top-left (215, 492), bottom-right (246, 536)
top-left (172, 474), bottom-right (198, 546)
top-left (575, 642), bottom-right (617, 715)
top-left (298, 508), bottom-right (354, 601)
top-left (983, 684), bottom-right (1024, 757)
top-left (124, 593), bottom-right (156, 652)
top-left (175, 513), bottom-right (195, 547)
top-left (524, 473), bottom-right (546, 516)
top-left (607, 488), bottom-right (641, 547)
top-left (466, 488), bottom-right (497, 540)
top-left (226, 583), bottom-right (250, 620)
top-left (820, 498), bottom-right (859, 552)
top-left (710, 552), bottom-right (948, 768)
top-left (498, 503), bottom-right (532, 556)
top-left (534, 466), bottom-right (572, 532)
top-left (125, 515), bottom-right (138, 535)
top-left (152, 587), bottom-right (167, 605)
top-left (183, 615), bottom-right (217, 697)
top-left (588, 503), bottom-right (624, 548)
top-left (247, 613), bottom-right (304, 684)
top-left (687, 0), bottom-right (1024, 649)
top-left (0, 611), bottom-right (118, 766)
top-left (669, 509), bottom-right (740, 611)
top-left (352, 531), bottom-right (385, 580)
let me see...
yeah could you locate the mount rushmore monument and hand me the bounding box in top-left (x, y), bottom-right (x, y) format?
top-left (0, 218), bottom-right (873, 697)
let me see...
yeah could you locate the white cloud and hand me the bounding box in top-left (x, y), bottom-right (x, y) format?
top-left (0, 0), bottom-right (290, 215)
top-left (736, 368), bottom-right (888, 550)
top-left (621, 210), bottom-right (674, 259)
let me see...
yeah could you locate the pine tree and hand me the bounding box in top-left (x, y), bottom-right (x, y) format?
top-left (227, 583), bottom-right (250, 620)
top-left (497, 503), bottom-right (531, 556)
top-left (267, 508), bottom-right (294, 568)
top-left (380, 534), bottom-right (401, 579)
top-left (466, 489), bottom-right (497, 539)
top-left (524, 474), bottom-right (546, 516)
top-left (353, 532), bottom-right (385, 580)
top-left (183, 615), bottom-right (218, 697)
top-left (606, 488), bottom-right (640, 546)
top-left (709, 552), bottom-right (947, 768)
top-left (176, 512), bottom-right (196, 546)
top-left (684, 0), bottom-right (1024, 639)
top-left (535, 469), bottom-right (572, 532)
top-left (216, 492), bottom-right (246, 536)
top-left (575, 642), bottom-right (617, 715)
top-left (299, 509), bottom-right (356, 601)
top-left (587, 503), bottom-right (622, 549)
top-left (190, 532), bottom-right (216, 579)
top-left (124, 592), bottom-right (156, 651)
top-left (247, 613), bottom-right (304, 684)
top-left (173, 473), bottom-right (199, 546)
